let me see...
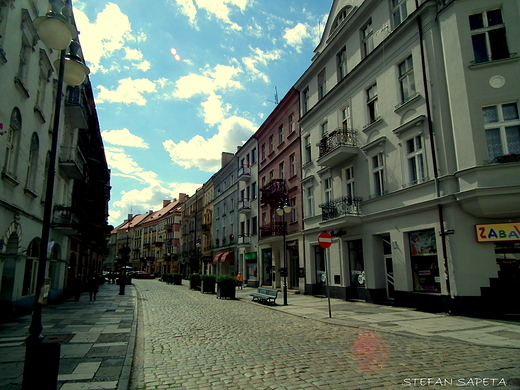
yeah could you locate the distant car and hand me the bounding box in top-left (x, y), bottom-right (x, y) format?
top-left (131, 272), bottom-right (156, 279)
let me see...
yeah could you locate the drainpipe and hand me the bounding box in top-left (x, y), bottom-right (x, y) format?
top-left (416, 6), bottom-right (452, 304)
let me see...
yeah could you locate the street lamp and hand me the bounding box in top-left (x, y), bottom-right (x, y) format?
top-left (276, 195), bottom-right (292, 306)
top-left (23, 1), bottom-right (90, 389)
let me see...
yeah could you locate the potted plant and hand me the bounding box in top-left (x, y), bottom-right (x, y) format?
top-left (172, 273), bottom-right (182, 285)
top-left (188, 274), bottom-right (201, 290)
top-left (216, 275), bottom-right (236, 299)
top-left (200, 274), bottom-right (216, 294)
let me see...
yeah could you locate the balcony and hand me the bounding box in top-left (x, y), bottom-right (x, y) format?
top-left (259, 222), bottom-right (285, 239)
top-left (319, 196), bottom-right (363, 221)
top-left (65, 86), bottom-right (90, 129)
top-left (260, 179), bottom-right (285, 203)
top-left (316, 128), bottom-right (358, 168)
top-left (238, 199), bottom-right (251, 214)
top-left (52, 206), bottom-right (79, 234)
top-left (59, 145), bottom-right (86, 180)
top-left (238, 165), bottom-right (251, 181)
top-left (238, 234), bottom-right (251, 245)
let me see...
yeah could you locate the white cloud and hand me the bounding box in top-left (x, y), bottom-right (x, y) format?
top-left (201, 94), bottom-right (228, 125)
top-left (162, 116), bottom-right (256, 172)
top-left (241, 47), bottom-right (282, 83)
top-left (74, 3), bottom-right (149, 73)
top-left (102, 128), bottom-right (150, 148)
top-left (97, 77), bottom-right (157, 106)
top-left (173, 0), bottom-right (250, 31)
top-left (173, 64), bottom-right (243, 99)
top-left (282, 22), bottom-right (311, 53)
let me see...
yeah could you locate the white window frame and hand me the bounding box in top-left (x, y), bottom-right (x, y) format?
top-left (304, 135), bottom-right (312, 163)
top-left (318, 69), bottom-right (326, 100)
top-left (406, 135), bottom-right (426, 185)
top-left (372, 152), bottom-right (386, 197)
top-left (362, 20), bottom-right (374, 58)
top-left (302, 87), bottom-right (309, 113)
top-left (483, 102), bottom-right (520, 159)
top-left (290, 154), bottom-right (296, 177)
top-left (289, 114), bottom-right (295, 133)
top-left (337, 46), bottom-right (347, 80)
top-left (398, 56), bottom-right (416, 103)
top-left (306, 186), bottom-right (314, 218)
top-left (324, 177), bottom-right (333, 204)
top-left (366, 84), bottom-right (379, 124)
top-left (391, 0), bottom-right (407, 28)
top-left (469, 8), bottom-right (509, 64)
top-left (344, 166), bottom-right (355, 198)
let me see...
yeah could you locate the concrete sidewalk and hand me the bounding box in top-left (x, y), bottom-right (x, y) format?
top-left (235, 286), bottom-right (520, 349)
top-left (0, 282), bottom-right (136, 390)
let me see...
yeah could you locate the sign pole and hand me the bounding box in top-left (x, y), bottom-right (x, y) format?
top-left (318, 232), bottom-right (333, 318)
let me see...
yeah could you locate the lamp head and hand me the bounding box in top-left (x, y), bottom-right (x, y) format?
top-left (33, 10), bottom-right (77, 50)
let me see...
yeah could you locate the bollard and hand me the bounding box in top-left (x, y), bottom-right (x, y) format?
top-left (22, 340), bottom-right (61, 390)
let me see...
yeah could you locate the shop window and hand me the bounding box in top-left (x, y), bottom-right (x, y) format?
top-left (409, 229), bottom-right (440, 293)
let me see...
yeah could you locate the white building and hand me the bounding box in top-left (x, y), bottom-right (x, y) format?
top-left (296, 0), bottom-right (519, 316)
top-left (0, 0), bottom-right (109, 320)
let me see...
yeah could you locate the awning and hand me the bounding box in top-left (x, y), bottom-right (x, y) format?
top-left (220, 251), bottom-right (234, 263)
top-left (213, 253), bottom-right (224, 263)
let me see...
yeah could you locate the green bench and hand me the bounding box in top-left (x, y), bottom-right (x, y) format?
top-left (250, 287), bottom-right (278, 305)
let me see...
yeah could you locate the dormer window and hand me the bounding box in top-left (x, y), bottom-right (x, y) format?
top-left (330, 6), bottom-right (352, 33)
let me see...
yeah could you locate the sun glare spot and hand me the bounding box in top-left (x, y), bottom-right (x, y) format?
top-left (170, 48), bottom-right (177, 55)
top-left (175, 55), bottom-right (181, 61)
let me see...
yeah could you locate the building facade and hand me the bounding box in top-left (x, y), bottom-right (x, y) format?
top-left (0, 0), bottom-right (110, 319)
top-left (295, 0), bottom-right (519, 315)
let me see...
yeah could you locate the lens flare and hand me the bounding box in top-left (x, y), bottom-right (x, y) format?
top-left (170, 48), bottom-right (177, 55)
top-left (352, 332), bottom-right (389, 372)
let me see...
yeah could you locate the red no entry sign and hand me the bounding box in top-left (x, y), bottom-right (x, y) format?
top-left (318, 231), bottom-right (332, 249)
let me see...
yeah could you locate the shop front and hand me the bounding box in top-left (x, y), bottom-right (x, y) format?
top-left (244, 252), bottom-right (258, 287)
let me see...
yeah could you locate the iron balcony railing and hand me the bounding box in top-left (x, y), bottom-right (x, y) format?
top-left (260, 179), bottom-right (285, 203)
top-left (238, 234), bottom-right (251, 245)
top-left (317, 128), bottom-right (358, 159)
top-left (259, 222), bottom-right (285, 239)
top-left (318, 196), bottom-right (363, 221)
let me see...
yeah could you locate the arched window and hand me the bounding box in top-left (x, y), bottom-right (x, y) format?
top-left (3, 107), bottom-right (22, 182)
top-left (25, 132), bottom-right (39, 195)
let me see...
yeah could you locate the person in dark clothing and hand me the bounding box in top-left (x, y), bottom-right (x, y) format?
top-left (87, 273), bottom-right (100, 301)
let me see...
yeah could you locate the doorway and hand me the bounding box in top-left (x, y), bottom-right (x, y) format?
top-left (383, 236), bottom-right (394, 300)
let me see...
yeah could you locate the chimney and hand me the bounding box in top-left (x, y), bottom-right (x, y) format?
top-left (221, 152), bottom-right (234, 168)
top-left (163, 200), bottom-right (171, 207)
top-left (127, 214), bottom-right (133, 221)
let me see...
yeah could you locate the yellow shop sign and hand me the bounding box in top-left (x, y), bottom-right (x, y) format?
top-left (475, 223), bottom-right (520, 243)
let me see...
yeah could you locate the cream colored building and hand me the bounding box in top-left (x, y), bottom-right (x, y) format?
top-left (296, 0), bottom-right (519, 316)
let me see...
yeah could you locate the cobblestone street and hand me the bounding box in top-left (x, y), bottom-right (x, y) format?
top-left (130, 280), bottom-right (520, 390)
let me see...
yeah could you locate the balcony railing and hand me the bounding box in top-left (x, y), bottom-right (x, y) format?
top-left (317, 128), bottom-right (357, 158)
top-left (65, 86), bottom-right (90, 129)
top-left (318, 196), bottom-right (363, 221)
top-left (260, 179), bottom-right (285, 203)
top-left (259, 222), bottom-right (285, 239)
top-left (238, 234), bottom-right (251, 245)
top-left (238, 198), bottom-right (251, 213)
top-left (238, 165), bottom-right (251, 181)
top-left (59, 145), bottom-right (87, 180)
top-left (52, 206), bottom-right (79, 231)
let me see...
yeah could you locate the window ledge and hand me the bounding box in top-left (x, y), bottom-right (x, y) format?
top-left (2, 170), bottom-right (19, 186)
top-left (24, 187), bottom-right (38, 198)
top-left (394, 92), bottom-right (420, 112)
top-left (34, 106), bottom-right (46, 123)
top-left (14, 77), bottom-right (30, 98)
top-left (469, 53), bottom-right (519, 69)
top-left (0, 47), bottom-right (7, 64)
top-left (362, 116), bottom-right (383, 132)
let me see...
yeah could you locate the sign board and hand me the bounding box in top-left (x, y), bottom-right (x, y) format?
top-left (318, 231), bottom-right (332, 249)
top-left (475, 223), bottom-right (520, 243)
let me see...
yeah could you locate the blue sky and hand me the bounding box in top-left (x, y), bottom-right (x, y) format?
top-left (73, 0), bottom-right (332, 226)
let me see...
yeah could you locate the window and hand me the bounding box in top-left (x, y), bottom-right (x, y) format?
top-left (25, 132), bottom-right (39, 194)
top-left (279, 162), bottom-right (285, 180)
top-left (269, 170), bottom-right (274, 181)
top-left (15, 10), bottom-right (38, 95)
top-left (469, 9), bottom-right (509, 63)
top-left (302, 87), bottom-right (309, 113)
top-left (398, 56), bottom-right (416, 103)
top-left (269, 136), bottom-right (274, 153)
top-left (279, 124), bottom-right (284, 144)
top-left (321, 121), bottom-right (328, 137)
top-left (290, 198), bottom-right (297, 223)
top-left (306, 186), bottom-right (314, 218)
top-left (483, 103), bottom-right (520, 159)
top-left (290, 154), bottom-right (296, 177)
top-left (372, 152), bottom-right (385, 196)
top-left (366, 84), bottom-right (379, 124)
top-left (318, 69), bottom-right (326, 100)
top-left (406, 135), bottom-right (425, 185)
top-left (252, 147), bottom-right (257, 164)
top-left (261, 144), bottom-right (266, 160)
top-left (324, 178), bottom-right (333, 204)
top-left (289, 114), bottom-right (295, 133)
top-left (252, 216), bottom-right (257, 235)
top-left (344, 166), bottom-right (355, 197)
top-left (304, 135), bottom-right (312, 163)
top-left (362, 21), bottom-right (374, 58)
top-left (35, 50), bottom-right (52, 121)
top-left (3, 108), bottom-right (22, 181)
top-left (391, 0), bottom-right (407, 28)
top-left (251, 182), bottom-right (257, 199)
top-left (337, 46), bottom-right (347, 80)
top-left (342, 105), bottom-right (352, 130)
top-left (410, 229), bottom-right (440, 293)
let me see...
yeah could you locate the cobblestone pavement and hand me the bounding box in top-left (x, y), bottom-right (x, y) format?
top-left (130, 280), bottom-right (520, 390)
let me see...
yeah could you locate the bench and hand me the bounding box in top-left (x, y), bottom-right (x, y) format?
top-left (250, 287), bottom-right (278, 305)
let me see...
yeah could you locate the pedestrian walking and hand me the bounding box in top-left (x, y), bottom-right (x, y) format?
top-left (236, 272), bottom-right (243, 289)
top-left (72, 275), bottom-right (83, 301)
top-left (87, 273), bottom-right (100, 301)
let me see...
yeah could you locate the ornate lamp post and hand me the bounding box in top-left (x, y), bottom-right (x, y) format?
top-left (23, 1), bottom-right (89, 389)
top-left (276, 195), bottom-right (292, 306)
